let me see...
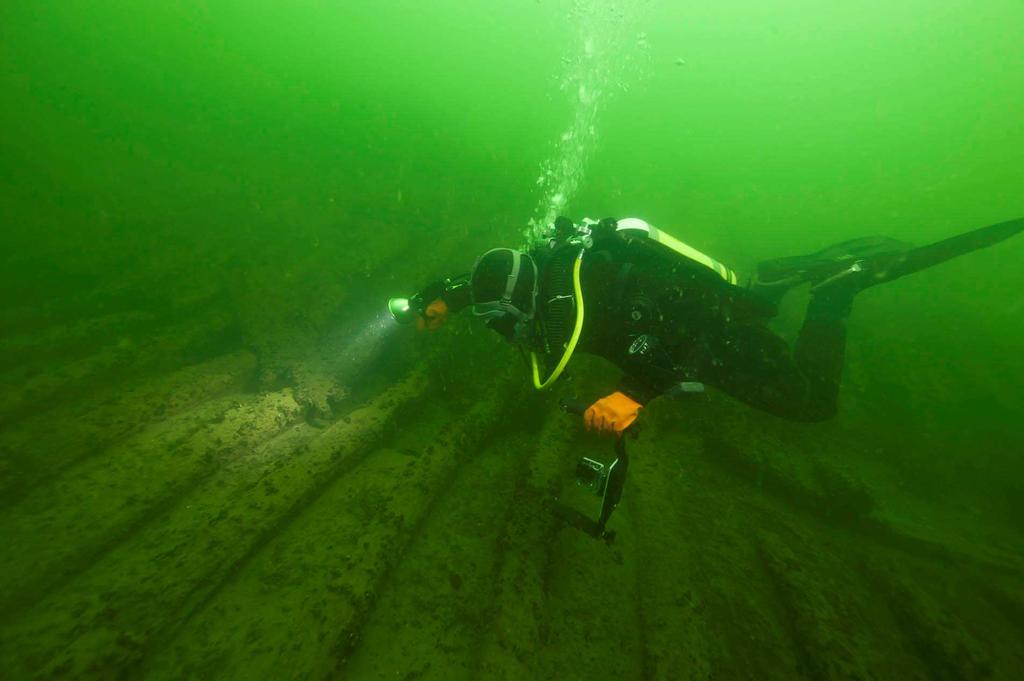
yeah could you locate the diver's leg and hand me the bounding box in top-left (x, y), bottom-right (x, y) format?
top-left (715, 218), bottom-right (1023, 420)
top-left (695, 278), bottom-right (854, 422)
top-left (699, 321), bottom-right (838, 422)
top-left (786, 217), bottom-right (1024, 407)
top-left (790, 291), bottom-right (852, 421)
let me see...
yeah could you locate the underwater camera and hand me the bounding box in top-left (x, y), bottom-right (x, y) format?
top-left (575, 456), bottom-right (610, 495)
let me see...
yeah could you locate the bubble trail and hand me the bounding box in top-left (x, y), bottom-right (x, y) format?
top-left (527, 0), bottom-right (650, 242)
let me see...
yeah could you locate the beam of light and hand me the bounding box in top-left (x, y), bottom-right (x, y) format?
top-left (327, 309), bottom-right (403, 384)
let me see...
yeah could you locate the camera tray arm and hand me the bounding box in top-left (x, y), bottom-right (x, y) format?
top-left (551, 399), bottom-right (633, 543)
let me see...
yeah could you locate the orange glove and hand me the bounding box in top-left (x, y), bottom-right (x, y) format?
top-left (584, 391), bottom-right (642, 436)
top-left (416, 298), bottom-right (449, 331)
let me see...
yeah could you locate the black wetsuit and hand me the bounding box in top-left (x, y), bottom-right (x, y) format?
top-left (435, 215), bottom-right (1023, 421)
top-left (535, 232), bottom-right (847, 422)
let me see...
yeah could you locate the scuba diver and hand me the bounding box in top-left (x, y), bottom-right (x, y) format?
top-left (390, 215), bottom-right (1024, 436)
top-left (389, 215), bottom-right (1022, 541)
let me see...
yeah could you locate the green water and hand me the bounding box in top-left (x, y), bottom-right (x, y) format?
top-left (1, 1), bottom-right (1023, 679)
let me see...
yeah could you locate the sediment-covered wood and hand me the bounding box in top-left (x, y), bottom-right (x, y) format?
top-left (0, 384), bottom-right (304, 620)
top-left (864, 557), bottom-right (1002, 680)
top-left (338, 428), bottom-right (538, 680)
top-left (0, 310), bottom-right (239, 426)
top-left (139, 370), bottom-right (523, 681)
top-left (0, 370), bottom-right (428, 680)
top-left (623, 424), bottom-right (714, 681)
top-left (0, 351), bottom-right (257, 506)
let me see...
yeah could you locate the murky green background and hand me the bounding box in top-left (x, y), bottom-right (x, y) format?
top-left (2, 1), bottom-right (1023, 679)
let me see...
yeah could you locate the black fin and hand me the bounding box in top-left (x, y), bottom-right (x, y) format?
top-left (887, 217), bottom-right (1024, 281)
top-left (756, 236), bottom-right (913, 287)
top-left (753, 217), bottom-right (1024, 303)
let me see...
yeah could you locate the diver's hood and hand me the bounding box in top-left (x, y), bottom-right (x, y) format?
top-left (470, 248), bottom-right (539, 324)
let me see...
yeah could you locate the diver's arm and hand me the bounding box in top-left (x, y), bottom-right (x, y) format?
top-left (587, 367), bottom-right (703, 434)
top-left (439, 276), bottom-right (472, 312)
top-left (415, 275), bottom-right (472, 313)
top-left (583, 352), bottom-right (696, 435)
top-left (617, 332), bottom-right (685, 404)
top-left (617, 366), bottom-right (706, 406)
top-left (616, 374), bottom-right (663, 406)
top-left (406, 275), bottom-right (472, 331)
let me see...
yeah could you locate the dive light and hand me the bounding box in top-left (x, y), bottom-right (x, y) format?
top-left (388, 277), bottom-right (469, 326)
top-left (387, 296), bottom-right (419, 324)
